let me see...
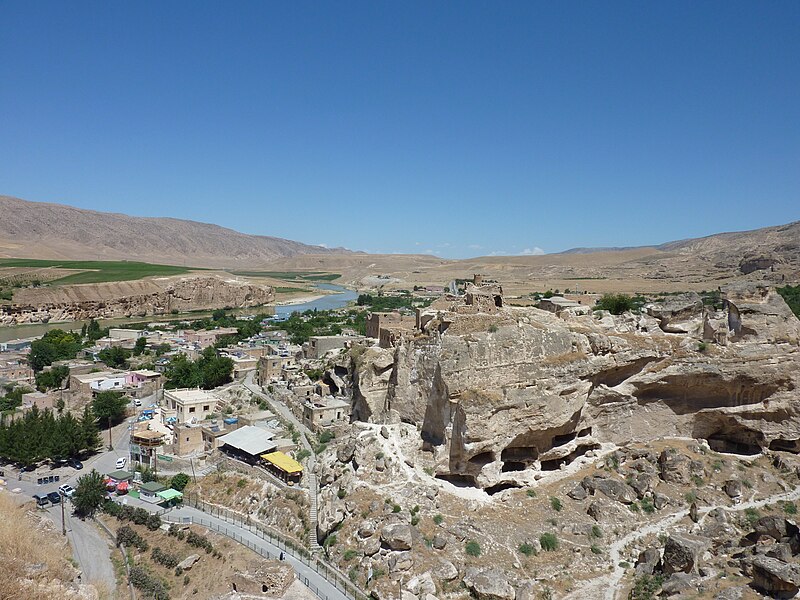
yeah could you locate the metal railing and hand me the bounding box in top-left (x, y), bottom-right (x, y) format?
top-left (165, 501), bottom-right (367, 600)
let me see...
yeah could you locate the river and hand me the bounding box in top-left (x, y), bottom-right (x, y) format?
top-left (0, 284), bottom-right (358, 343)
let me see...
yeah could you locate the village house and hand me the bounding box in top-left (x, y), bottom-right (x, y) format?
top-left (21, 390), bottom-right (58, 411)
top-left (303, 335), bottom-right (365, 359)
top-left (537, 296), bottom-right (590, 315)
top-left (163, 388), bottom-right (218, 424)
top-left (365, 311), bottom-right (416, 343)
top-left (302, 396), bottom-right (349, 431)
top-left (256, 355), bottom-right (292, 384)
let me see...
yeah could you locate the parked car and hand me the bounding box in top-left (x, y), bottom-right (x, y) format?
top-left (33, 494), bottom-right (49, 508)
top-left (67, 458), bottom-right (83, 470)
top-left (58, 484), bottom-right (75, 498)
top-left (115, 457), bottom-right (127, 470)
top-left (47, 491), bottom-right (61, 504)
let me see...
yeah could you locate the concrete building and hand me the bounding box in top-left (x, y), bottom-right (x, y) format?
top-left (256, 355), bottom-right (291, 384)
top-left (139, 481), bottom-right (168, 504)
top-left (302, 396), bottom-right (349, 431)
top-left (125, 369), bottom-right (162, 392)
top-left (173, 423), bottom-right (205, 456)
top-left (70, 371), bottom-right (124, 395)
top-left (179, 328), bottom-right (239, 348)
top-left (130, 428), bottom-right (168, 470)
top-left (303, 335), bottom-right (364, 359)
top-left (164, 388), bottom-right (218, 424)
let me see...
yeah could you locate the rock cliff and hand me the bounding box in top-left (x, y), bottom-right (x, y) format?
top-left (0, 274), bottom-right (274, 325)
top-left (349, 284), bottom-right (800, 491)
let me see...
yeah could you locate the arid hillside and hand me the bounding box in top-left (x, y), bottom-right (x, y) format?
top-left (0, 195), bottom-right (349, 268)
top-left (265, 221), bottom-right (800, 295)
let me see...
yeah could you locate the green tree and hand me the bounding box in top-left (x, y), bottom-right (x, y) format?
top-left (28, 330), bottom-right (82, 372)
top-left (98, 346), bottom-right (131, 369)
top-left (35, 365), bottom-right (70, 392)
top-left (91, 391), bottom-right (128, 428)
top-left (595, 293), bottom-right (640, 315)
top-left (79, 405), bottom-right (101, 451)
top-left (72, 469), bottom-right (107, 517)
top-left (170, 472), bottom-right (190, 491)
top-left (132, 336), bottom-right (147, 356)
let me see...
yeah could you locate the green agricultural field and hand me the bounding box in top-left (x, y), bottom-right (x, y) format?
top-left (0, 259), bottom-right (195, 285)
top-left (229, 270), bottom-right (340, 282)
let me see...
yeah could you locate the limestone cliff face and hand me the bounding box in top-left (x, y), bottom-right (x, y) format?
top-left (0, 275), bottom-right (274, 325)
top-left (350, 285), bottom-right (800, 490)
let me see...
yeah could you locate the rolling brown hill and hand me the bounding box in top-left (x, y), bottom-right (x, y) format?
top-left (0, 195), bottom-right (350, 268)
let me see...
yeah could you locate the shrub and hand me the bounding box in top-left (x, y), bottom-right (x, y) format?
top-left (117, 525), bottom-right (148, 551)
top-left (784, 502), bottom-right (798, 515)
top-left (698, 342), bottom-right (708, 352)
top-left (337, 488), bottom-right (347, 499)
top-left (410, 515), bottom-right (420, 526)
top-left (129, 565), bottom-right (169, 600)
top-left (518, 542), bottom-right (537, 556)
top-left (640, 497), bottom-right (655, 514)
top-left (151, 546), bottom-right (179, 569)
top-left (630, 574), bottom-right (666, 600)
top-left (170, 473), bottom-right (190, 491)
top-left (595, 293), bottom-right (638, 315)
top-left (590, 544), bottom-right (602, 555)
top-left (146, 513), bottom-right (162, 531)
top-left (550, 497), bottom-right (562, 512)
top-left (590, 525), bottom-right (603, 538)
top-left (343, 549), bottom-right (359, 561)
top-left (539, 533), bottom-right (558, 552)
top-left (526, 489), bottom-right (537, 498)
top-left (186, 530), bottom-right (214, 553)
top-left (465, 540), bottom-right (481, 557)
top-left (433, 514), bottom-right (444, 526)
top-left (745, 508), bottom-right (760, 527)
top-left (392, 504), bottom-right (401, 513)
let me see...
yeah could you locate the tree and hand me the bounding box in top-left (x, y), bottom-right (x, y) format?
top-left (132, 337), bottom-right (147, 356)
top-left (35, 365), bottom-right (70, 392)
top-left (28, 330), bottom-right (82, 372)
top-left (98, 346), bottom-right (131, 369)
top-left (170, 472), bottom-right (190, 491)
top-left (72, 469), bottom-right (107, 518)
top-left (595, 293), bottom-right (639, 315)
top-left (79, 405), bottom-right (101, 451)
top-left (92, 391), bottom-right (128, 428)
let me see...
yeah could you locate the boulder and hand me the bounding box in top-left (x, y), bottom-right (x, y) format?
top-left (583, 476), bottom-right (637, 504)
top-left (463, 568), bottom-right (515, 600)
top-left (629, 473), bottom-right (654, 499)
top-left (361, 535), bottom-right (381, 556)
top-left (662, 533), bottom-right (709, 575)
top-left (635, 547), bottom-right (662, 576)
top-left (653, 492), bottom-right (670, 510)
top-left (568, 485), bottom-right (588, 501)
top-left (358, 521), bottom-right (377, 538)
top-left (751, 556), bottom-right (800, 598)
top-left (723, 479), bottom-right (743, 499)
top-left (388, 551), bottom-right (413, 572)
top-left (658, 450), bottom-right (692, 485)
top-left (433, 559), bottom-right (458, 581)
top-left (661, 572), bottom-right (695, 596)
top-left (337, 439), bottom-right (357, 463)
top-left (406, 572), bottom-right (436, 596)
top-left (432, 533), bottom-right (448, 550)
top-left (176, 554), bottom-right (200, 571)
top-left (755, 515), bottom-right (789, 541)
top-left (514, 580), bottom-right (538, 600)
top-left (381, 523), bottom-right (413, 551)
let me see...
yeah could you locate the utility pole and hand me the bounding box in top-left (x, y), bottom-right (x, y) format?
top-left (190, 456), bottom-right (197, 483)
top-left (108, 416), bottom-right (113, 450)
top-left (60, 492), bottom-right (66, 536)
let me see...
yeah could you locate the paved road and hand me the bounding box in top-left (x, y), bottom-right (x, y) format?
top-left (1, 399), bottom-right (144, 597)
top-left (167, 505), bottom-right (354, 600)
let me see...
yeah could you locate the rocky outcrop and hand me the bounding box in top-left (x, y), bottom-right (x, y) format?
top-left (349, 283), bottom-right (800, 491)
top-left (751, 556), bottom-right (800, 598)
top-left (0, 274), bottom-right (274, 325)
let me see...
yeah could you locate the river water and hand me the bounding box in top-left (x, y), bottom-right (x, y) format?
top-left (0, 284), bottom-right (358, 343)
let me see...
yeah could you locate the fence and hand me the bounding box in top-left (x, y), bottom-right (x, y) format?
top-left (165, 502), bottom-right (368, 600)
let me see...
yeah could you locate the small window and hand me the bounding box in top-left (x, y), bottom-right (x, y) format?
top-left (203, 405), bottom-right (209, 411)
top-left (189, 407), bottom-right (196, 413)
top-left (186, 437), bottom-right (190, 441)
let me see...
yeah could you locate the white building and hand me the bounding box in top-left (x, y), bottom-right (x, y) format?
top-left (163, 388), bottom-right (218, 424)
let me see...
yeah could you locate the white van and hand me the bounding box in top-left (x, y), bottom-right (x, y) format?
top-left (115, 457), bottom-right (127, 470)
top-left (133, 399), bottom-right (142, 407)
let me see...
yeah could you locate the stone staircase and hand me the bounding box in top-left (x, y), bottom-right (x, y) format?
top-left (308, 473), bottom-right (322, 551)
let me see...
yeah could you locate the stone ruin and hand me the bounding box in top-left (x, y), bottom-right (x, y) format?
top-left (229, 560), bottom-right (294, 597)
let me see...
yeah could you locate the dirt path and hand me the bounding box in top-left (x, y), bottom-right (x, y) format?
top-left (564, 484), bottom-right (800, 600)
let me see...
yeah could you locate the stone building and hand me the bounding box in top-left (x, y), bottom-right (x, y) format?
top-left (164, 388), bottom-right (218, 423)
top-left (229, 561), bottom-right (294, 596)
top-left (302, 396), bottom-right (349, 432)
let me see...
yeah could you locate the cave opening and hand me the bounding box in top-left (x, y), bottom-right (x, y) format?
top-left (769, 439), bottom-right (800, 454)
top-left (552, 431), bottom-right (577, 447)
top-left (485, 482), bottom-right (520, 495)
top-left (501, 461), bottom-right (527, 472)
top-left (468, 452), bottom-right (495, 467)
top-left (436, 473), bottom-right (478, 487)
top-left (501, 446), bottom-right (539, 461)
top-left (540, 443), bottom-right (601, 471)
top-left (707, 434), bottom-right (762, 456)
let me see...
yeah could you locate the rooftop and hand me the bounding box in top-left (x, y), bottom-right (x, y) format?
top-left (164, 388), bottom-right (217, 402)
top-left (218, 425), bottom-right (276, 456)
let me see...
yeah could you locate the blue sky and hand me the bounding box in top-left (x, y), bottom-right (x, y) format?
top-left (1, 2), bottom-right (798, 258)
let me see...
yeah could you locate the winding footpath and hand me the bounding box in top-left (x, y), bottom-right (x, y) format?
top-left (564, 483), bottom-right (800, 600)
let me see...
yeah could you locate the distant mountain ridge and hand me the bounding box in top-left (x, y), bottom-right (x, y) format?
top-left (0, 195), bottom-right (349, 268)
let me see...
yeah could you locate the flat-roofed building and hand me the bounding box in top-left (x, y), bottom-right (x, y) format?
top-left (302, 396), bottom-right (349, 432)
top-left (164, 388), bottom-right (218, 423)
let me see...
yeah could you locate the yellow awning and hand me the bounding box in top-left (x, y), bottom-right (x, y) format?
top-left (261, 451), bottom-right (303, 474)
